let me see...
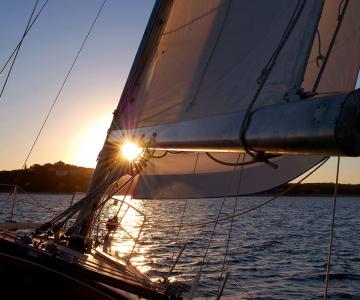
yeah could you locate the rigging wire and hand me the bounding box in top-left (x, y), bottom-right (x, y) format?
top-left (163, 3), bottom-right (224, 36)
top-left (170, 152), bottom-right (200, 260)
top-left (151, 151), bottom-right (169, 159)
top-left (115, 179), bottom-right (136, 218)
top-left (0, 0), bottom-right (40, 100)
top-left (217, 154), bottom-right (254, 300)
top-left (310, 10), bottom-right (348, 294)
top-left (315, 90), bottom-right (346, 95)
top-left (60, 174), bottom-right (135, 236)
top-left (21, 0), bottom-right (108, 169)
top-left (38, 165), bottom-right (128, 234)
top-left (71, 176), bottom-right (136, 233)
top-left (312, 0), bottom-right (349, 92)
top-left (316, 29), bottom-right (325, 68)
top-left (91, 177), bottom-right (136, 245)
top-left (199, 194), bottom-right (228, 271)
top-left (206, 152), bottom-right (272, 167)
top-left (0, 0), bottom-right (49, 77)
top-left (214, 154), bottom-right (255, 300)
top-left (46, 140), bottom-right (152, 236)
top-left (199, 153), bottom-right (241, 274)
top-left (151, 150), bottom-right (188, 159)
top-left (338, 0), bottom-right (346, 20)
top-left (323, 156), bottom-right (340, 300)
top-left (239, 0), bottom-right (305, 165)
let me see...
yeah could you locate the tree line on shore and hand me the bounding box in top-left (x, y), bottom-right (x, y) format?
top-left (264, 182), bottom-right (360, 196)
top-left (0, 162), bottom-right (93, 193)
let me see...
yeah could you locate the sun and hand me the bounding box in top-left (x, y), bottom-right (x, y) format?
top-left (120, 141), bottom-right (143, 162)
top-left (73, 116), bottom-right (111, 168)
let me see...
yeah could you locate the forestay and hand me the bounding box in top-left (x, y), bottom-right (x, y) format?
top-left (108, 0), bottom-right (360, 199)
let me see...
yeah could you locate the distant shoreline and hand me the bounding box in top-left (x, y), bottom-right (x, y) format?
top-left (260, 183), bottom-right (360, 197)
top-left (1, 162), bottom-right (360, 196)
top-left (0, 162), bottom-right (93, 194)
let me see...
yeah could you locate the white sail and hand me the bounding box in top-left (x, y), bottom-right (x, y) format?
top-left (120, 0), bottom-right (323, 128)
top-left (133, 153), bottom-right (323, 199)
top-left (107, 0), bottom-right (360, 199)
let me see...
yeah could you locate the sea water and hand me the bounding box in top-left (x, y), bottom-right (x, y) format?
top-left (0, 194), bottom-right (359, 300)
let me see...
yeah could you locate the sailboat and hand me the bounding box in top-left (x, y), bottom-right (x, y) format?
top-left (1, 0), bottom-right (360, 299)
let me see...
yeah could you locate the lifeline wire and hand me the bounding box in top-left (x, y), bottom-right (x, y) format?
top-left (0, 183), bottom-right (60, 214)
top-left (22, 0), bottom-right (108, 169)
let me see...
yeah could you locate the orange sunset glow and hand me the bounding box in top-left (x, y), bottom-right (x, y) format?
top-left (72, 115), bottom-right (111, 168)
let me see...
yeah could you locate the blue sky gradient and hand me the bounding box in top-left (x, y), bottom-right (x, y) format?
top-left (0, 0), bottom-right (154, 169)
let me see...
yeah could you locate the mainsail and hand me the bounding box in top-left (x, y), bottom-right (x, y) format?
top-left (119, 0), bottom-right (322, 127)
top-left (104, 0), bottom-right (360, 199)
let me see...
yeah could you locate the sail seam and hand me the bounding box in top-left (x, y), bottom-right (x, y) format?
top-left (162, 3), bottom-right (224, 36)
top-left (185, 0), bottom-right (232, 112)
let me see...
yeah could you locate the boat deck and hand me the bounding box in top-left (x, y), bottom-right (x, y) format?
top-left (0, 227), bottom-right (179, 300)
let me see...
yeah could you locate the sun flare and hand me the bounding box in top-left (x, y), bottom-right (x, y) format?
top-left (121, 142), bottom-right (143, 162)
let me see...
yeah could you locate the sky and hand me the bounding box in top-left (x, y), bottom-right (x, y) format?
top-left (0, 0), bottom-right (359, 184)
top-left (0, 0), bottom-right (155, 169)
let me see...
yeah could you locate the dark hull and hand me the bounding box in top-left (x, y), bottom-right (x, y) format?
top-left (0, 252), bottom-right (122, 300)
top-left (0, 232), bottom-right (172, 300)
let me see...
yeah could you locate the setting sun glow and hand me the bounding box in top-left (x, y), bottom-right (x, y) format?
top-left (121, 142), bottom-right (143, 162)
top-left (73, 116), bottom-right (111, 168)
